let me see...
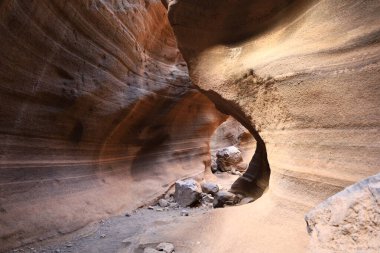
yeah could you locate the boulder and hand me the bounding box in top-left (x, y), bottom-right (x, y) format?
top-left (213, 191), bottom-right (239, 208)
top-left (201, 182), bottom-right (219, 195)
top-left (174, 179), bottom-right (201, 207)
top-left (305, 173), bottom-right (380, 252)
top-left (216, 146), bottom-right (243, 172)
top-left (158, 199), bottom-right (169, 207)
top-left (156, 242), bottom-right (175, 253)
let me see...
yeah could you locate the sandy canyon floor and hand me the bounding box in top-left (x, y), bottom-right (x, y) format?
top-left (9, 173), bottom-right (311, 253)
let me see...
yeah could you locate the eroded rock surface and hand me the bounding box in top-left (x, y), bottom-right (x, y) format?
top-left (0, 0), bottom-right (226, 250)
top-left (305, 173), bottom-right (380, 253)
top-left (168, 0), bottom-right (380, 203)
top-left (0, 0), bottom-right (379, 252)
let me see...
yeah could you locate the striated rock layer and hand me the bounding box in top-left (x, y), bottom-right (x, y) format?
top-left (167, 0), bottom-right (380, 251)
top-left (0, 0), bottom-right (226, 251)
top-left (0, 0), bottom-right (379, 252)
top-left (168, 0), bottom-right (380, 205)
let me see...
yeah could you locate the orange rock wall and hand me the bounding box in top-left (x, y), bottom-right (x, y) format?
top-left (0, 1), bottom-right (225, 250)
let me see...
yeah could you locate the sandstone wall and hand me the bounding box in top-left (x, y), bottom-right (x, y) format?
top-left (0, 0), bottom-right (225, 250)
top-left (168, 0), bottom-right (380, 206)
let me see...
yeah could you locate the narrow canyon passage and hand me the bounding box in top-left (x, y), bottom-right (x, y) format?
top-left (1, 0), bottom-right (380, 253)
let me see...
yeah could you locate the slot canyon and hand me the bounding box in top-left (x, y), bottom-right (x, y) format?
top-left (0, 0), bottom-right (379, 252)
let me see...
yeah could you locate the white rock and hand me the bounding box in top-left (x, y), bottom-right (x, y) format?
top-left (239, 197), bottom-right (254, 205)
top-left (156, 242), bottom-right (175, 253)
top-left (180, 209), bottom-right (189, 216)
top-left (158, 198), bottom-right (169, 207)
top-left (201, 182), bottom-right (219, 195)
top-left (174, 179), bottom-right (201, 207)
top-left (216, 146), bottom-right (243, 172)
top-left (201, 193), bottom-right (214, 203)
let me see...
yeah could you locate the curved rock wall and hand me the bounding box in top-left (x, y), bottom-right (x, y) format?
top-left (0, 0), bottom-right (225, 250)
top-left (168, 0), bottom-right (380, 206)
top-left (1, 0), bottom-right (379, 252)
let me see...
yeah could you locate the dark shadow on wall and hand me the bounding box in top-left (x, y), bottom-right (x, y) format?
top-left (201, 90), bottom-right (271, 200)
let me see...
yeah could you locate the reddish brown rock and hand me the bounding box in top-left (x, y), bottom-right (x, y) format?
top-left (0, 0), bottom-right (379, 252)
top-left (0, 1), bottom-right (225, 250)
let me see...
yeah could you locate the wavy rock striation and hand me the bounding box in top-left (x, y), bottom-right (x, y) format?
top-left (0, 0), bottom-right (225, 251)
top-left (0, 0), bottom-right (379, 252)
top-left (167, 0), bottom-right (380, 251)
top-left (168, 0), bottom-right (380, 205)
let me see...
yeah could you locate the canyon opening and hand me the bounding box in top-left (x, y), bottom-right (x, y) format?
top-left (0, 0), bottom-right (379, 253)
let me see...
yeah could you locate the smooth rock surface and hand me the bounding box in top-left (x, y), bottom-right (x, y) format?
top-left (201, 182), bottom-right (219, 195)
top-left (169, 0), bottom-right (380, 203)
top-left (1, 0), bottom-right (380, 252)
top-left (168, 0), bottom-right (380, 250)
top-left (0, 1), bottom-right (226, 250)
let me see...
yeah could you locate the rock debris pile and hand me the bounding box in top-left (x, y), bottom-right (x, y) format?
top-left (149, 178), bottom-right (254, 212)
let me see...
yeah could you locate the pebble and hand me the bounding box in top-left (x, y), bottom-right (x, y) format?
top-left (240, 197), bottom-right (254, 205)
top-left (158, 198), bottom-right (169, 207)
top-left (180, 209), bottom-right (189, 216)
top-left (156, 242), bottom-right (175, 253)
